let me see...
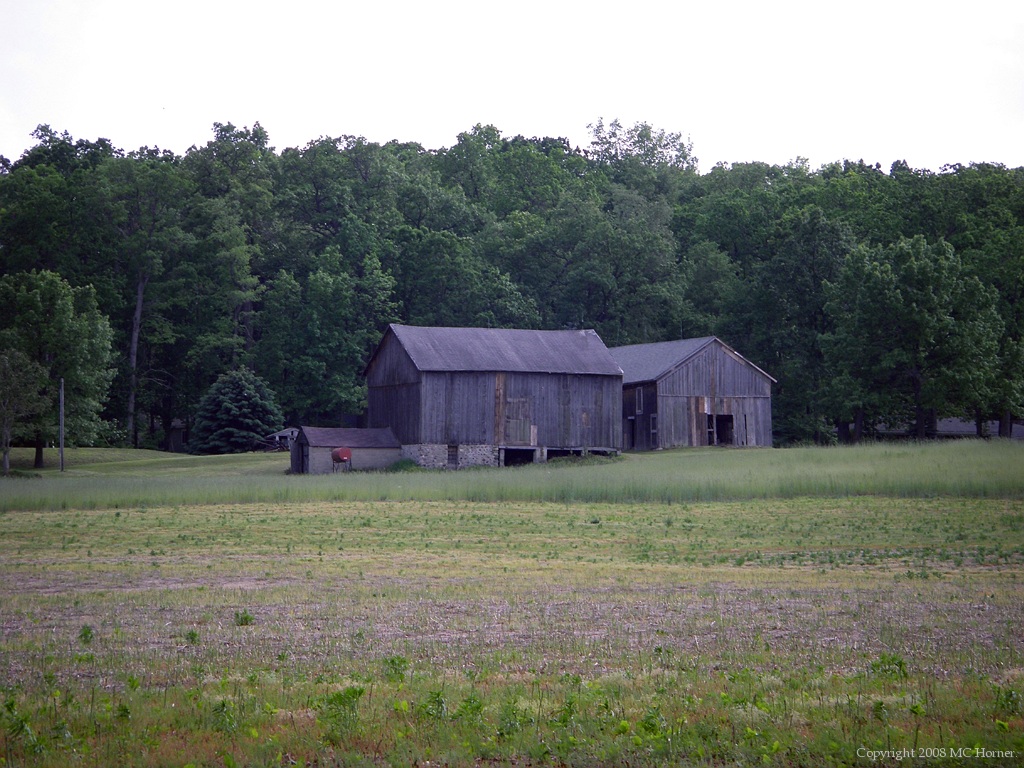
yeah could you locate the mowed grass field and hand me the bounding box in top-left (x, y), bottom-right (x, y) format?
top-left (1, 442), bottom-right (1023, 766)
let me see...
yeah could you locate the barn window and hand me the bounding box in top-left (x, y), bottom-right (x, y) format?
top-left (506, 397), bottom-right (529, 420)
top-left (636, 388), bottom-right (644, 415)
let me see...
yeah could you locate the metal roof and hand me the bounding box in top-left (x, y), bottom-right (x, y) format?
top-left (297, 426), bottom-right (401, 449)
top-left (609, 337), bottom-right (776, 385)
top-left (385, 324), bottom-right (623, 376)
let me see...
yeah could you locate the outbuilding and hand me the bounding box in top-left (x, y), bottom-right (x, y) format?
top-left (365, 324), bottom-right (623, 468)
top-left (290, 426), bottom-right (402, 474)
top-left (265, 427), bottom-right (299, 451)
top-left (609, 337), bottom-right (775, 450)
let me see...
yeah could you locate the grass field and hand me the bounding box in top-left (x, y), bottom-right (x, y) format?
top-left (1, 442), bottom-right (1022, 766)
top-left (4, 440), bottom-right (1024, 511)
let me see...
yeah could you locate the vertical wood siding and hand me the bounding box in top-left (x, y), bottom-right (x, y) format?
top-left (364, 333), bottom-right (420, 387)
top-left (625, 341), bottom-right (773, 449)
top-left (367, 328), bottom-right (623, 453)
top-left (366, 333), bottom-right (423, 444)
top-left (367, 382), bottom-right (422, 444)
top-left (370, 364), bottom-right (621, 450)
top-left (411, 371), bottom-right (620, 449)
top-left (417, 372), bottom-right (496, 445)
top-left (659, 343), bottom-right (772, 399)
top-left (622, 383), bottom-right (659, 451)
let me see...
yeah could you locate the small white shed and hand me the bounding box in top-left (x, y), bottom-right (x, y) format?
top-left (290, 426), bottom-right (402, 474)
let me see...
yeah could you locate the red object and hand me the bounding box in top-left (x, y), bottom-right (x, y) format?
top-left (331, 447), bottom-right (352, 463)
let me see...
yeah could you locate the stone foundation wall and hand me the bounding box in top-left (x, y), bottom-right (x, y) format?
top-left (401, 444), bottom-right (448, 469)
top-left (402, 444), bottom-right (500, 469)
top-left (458, 444), bottom-right (499, 468)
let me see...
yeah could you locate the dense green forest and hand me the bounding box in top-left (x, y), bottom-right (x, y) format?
top-left (1, 120), bottom-right (1022, 461)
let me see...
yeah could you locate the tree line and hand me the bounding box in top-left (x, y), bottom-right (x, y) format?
top-left (1, 120), bottom-right (1022, 464)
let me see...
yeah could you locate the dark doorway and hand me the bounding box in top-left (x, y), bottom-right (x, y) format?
top-left (714, 415), bottom-right (734, 445)
top-left (503, 448), bottom-right (535, 466)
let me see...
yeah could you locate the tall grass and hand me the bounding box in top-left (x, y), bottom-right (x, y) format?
top-left (2, 440), bottom-right (1022, 512)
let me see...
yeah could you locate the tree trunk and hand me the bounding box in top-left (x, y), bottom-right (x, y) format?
top-left (2, 423), bottom-right (10, 475)
top-left (125, 272), bottom-right (148, 447)
top-left (33, 431), bottom-right (44, 469)
top-left (912, 374), bottom-right (928, 439)
top-left (924, 408), bottom-right (938, 439)
top-left (238, 299), bottom-right (256, 356)
top-left (974, 410), bottom-right (989, 438)
top-left (999, 410), bottom-right (1014, 438)
top-left (914, 409), bottom-right (928, 439)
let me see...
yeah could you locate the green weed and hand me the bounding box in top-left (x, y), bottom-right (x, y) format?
top-left (318, 686), bottom-right (364, 743)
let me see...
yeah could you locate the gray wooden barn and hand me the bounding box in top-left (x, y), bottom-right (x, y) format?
top-left (365, 324), bottom-right (623, 468)
top-left (609, 337), bottom-right (775, 450)
top-left (290, 426), bottom-right (402, 474)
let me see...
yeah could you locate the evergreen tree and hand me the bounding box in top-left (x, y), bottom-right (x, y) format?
top-left (190, 367), bottom-right (283, 454)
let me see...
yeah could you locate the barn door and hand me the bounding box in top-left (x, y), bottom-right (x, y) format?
top-left (504, 397), bottom-right (532, 445)
top-left (714, 415), bottom-right (734, 445)
top-left (494, 373), bottom-right (505, 443)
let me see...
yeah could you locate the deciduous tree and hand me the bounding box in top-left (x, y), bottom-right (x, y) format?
top-left (0, 270), bottom-right (114, 466)
top-left (0, 348), bottom-right (49, 474)
top-left (95, 151), bottom-right (194, 445)
top-left (823, 237), bottom-right (1002, 439)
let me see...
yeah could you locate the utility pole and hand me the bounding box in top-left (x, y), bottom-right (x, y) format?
top-left (59, 377), bottom-right (65, 472)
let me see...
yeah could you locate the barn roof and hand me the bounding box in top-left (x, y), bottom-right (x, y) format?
top-left (610, 337), bottom-right (776, 385)
top-left (381, 324), bottom-right (623, 376)
top-left (297, 426), bottom-right (401, 449)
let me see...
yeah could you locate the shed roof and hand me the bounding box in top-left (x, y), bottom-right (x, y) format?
top-left (381, 324), bottom-right (623, 376)
top-left (610, 337), bottom-right (776, 385)
top-left (297, 426), bottom-right (401, 449)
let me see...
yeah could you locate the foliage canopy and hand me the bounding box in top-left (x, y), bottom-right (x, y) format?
top-left (0, 270), bottom-right (113, 466)
top-left (2, 120), bottom-right (1023, 446)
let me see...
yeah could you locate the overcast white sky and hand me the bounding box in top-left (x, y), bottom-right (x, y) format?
top-left (3, 0), bottom-right (1023, 172)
